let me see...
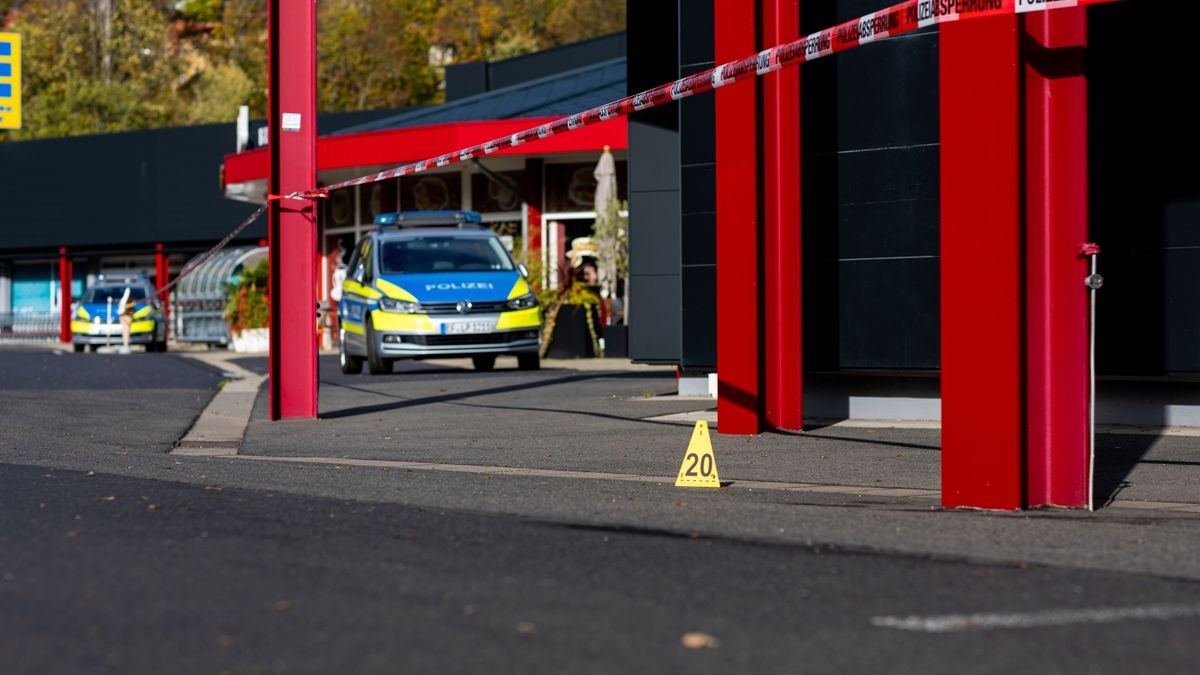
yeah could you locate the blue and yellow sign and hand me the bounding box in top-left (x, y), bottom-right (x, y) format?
top-left (0, 33), bottom-right (20, 130)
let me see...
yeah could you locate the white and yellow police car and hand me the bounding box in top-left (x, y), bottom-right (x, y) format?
top-left (337, 211), bottom-right (542, 375)
top-left (71, 273), bottom-right (167, 353)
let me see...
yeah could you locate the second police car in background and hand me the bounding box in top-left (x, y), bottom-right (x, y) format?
top-left (70, 273), bottom-right (168, 353)
top-left (337, 211), bottom-right (542, 375)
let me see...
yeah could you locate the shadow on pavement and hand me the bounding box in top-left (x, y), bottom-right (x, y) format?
top-left (318, 369), bottom-right (674, 420)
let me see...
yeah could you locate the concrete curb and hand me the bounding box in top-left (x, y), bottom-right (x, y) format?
top-left (172, 352), bottom-right (264, 456)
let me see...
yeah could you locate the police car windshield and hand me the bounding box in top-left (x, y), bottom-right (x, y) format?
top-left (81, 286), bottom-right (149, 303)
top-left (379, 236), bottom-right (514, 275)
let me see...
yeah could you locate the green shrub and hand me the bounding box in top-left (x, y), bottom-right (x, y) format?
top-left (224, 259), bottom-right (269, 335)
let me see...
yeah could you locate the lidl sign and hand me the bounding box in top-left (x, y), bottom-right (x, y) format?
top-left (0, 33), bottom-right (20, 130)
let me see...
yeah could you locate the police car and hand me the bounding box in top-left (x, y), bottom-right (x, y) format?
top-left (337, 211), bottom-right (542, 375)
top-left (71, 273), bottom-right (168, 352)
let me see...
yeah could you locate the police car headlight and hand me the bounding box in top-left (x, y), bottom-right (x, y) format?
top-left (378, 297), bottom-right (421, 313)
top-left (507, 293), bottom-right (538, 310)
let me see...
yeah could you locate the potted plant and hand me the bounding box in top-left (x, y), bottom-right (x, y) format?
top-left (224, 259), bottom-right (270, 353)
top-left (541, 278), bottom-right (602, 359)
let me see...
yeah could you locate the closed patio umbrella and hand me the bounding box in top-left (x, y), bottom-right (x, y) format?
top-left (592, 145), bottom-right (623, 324)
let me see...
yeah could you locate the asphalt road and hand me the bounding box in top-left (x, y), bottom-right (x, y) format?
top-left (3, 347), bottom-right (1200, 674)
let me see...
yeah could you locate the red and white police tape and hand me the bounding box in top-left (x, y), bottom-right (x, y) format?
top-left (154, 1), bottom-right (1118, 341)
top-left (184, 0), bottom-right (1115, 296)
top-left (182, 0), bottom-right (1108, 300)
top-left (157, 205), bottom-right (267, 296)
top-left (297, 0), bottom-right (1120, 199)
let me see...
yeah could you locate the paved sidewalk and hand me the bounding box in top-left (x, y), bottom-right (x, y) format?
top-left (175, 350), bottom-right (1200, 509)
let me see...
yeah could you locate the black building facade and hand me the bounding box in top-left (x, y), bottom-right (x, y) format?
top-left (626, 0), bottom-right (1199, 379)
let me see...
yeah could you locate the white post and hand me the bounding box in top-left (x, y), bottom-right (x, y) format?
top-left (236, 105), bottom-right (250, 152)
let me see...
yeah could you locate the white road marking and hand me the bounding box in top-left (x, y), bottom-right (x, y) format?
top-left (872, 604), bottom-right (1200, 632)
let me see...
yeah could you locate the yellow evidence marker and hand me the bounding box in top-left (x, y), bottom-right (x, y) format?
top-left (674, 420), bottom-right (721, 488)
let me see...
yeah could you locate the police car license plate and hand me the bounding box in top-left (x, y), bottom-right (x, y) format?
top-left (442, 321), bottom-right (492, 335)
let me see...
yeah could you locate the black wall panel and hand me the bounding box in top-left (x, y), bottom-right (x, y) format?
top-left (802, 0), bottom-right (940, 371)
top-left (837, 258), bottom-right (939, 369)
top-left (0, 127), bottom-right (262, 251)
top-left (0, 108), bottom-right (409, 255)
top-left (627, 0), bottom-right (681, 363)
top-left (630, 191), bottom-right (683, 276)
top-left (628, 0), bottom-right (1199, 376)
top-left (681, 264), bottom-right (717, 367)
top-left (677, 0), bottom-right (718, 370)
top-left (1090, 0), bottom-right (1200, 373)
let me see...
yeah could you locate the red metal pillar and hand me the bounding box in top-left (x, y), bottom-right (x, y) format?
top-left (715, 0), bottom-right (761, 434)
top-left (524, 158), bottom-right (544, 257)
top-left (57, 246), bottom-right (71, 343)
top-left (763, 0), bottom-right (802, 431)
top-left (154, 243), bottom-right (170, 327)
top-left (1024, 9), bottom-right (1090, 508)
top-left (939, 16), bottom-right (1023, 509)
top-left (267, 0), bottom-right (318, 420)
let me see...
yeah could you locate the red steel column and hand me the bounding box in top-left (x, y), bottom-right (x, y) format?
top-left (715, 0), bottom-right (761, 434)
top-left (524, 158), bottom-right (544, 257)
top-left (763, 0), bottom-right (802, 431)
top-left (1024, 9), bottom-right (1090, 508)
top-left (154, 243), bottom-right (170, 327)
top-left (267, 0), bottom-right (318, 420)
top-left (940, 16), bottom-right (1023, 509)
top-left (57, 246), bottom-right (71, 343)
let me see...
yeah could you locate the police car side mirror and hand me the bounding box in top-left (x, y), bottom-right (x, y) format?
top-left (518, 263), bottom-right (530, 279)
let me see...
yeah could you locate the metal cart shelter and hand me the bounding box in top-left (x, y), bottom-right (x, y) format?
top-left (174, 246), bottom-right (267, 347)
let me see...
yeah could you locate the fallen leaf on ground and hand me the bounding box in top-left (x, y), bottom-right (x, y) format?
top-left (274, 600), bottom-right (293, 612)
top-left (99, 496), bottom-right (116, 502)
top-left (516, 622), bottom-right (537, 634)
top-left (681, 632), bottom-right (720, 649)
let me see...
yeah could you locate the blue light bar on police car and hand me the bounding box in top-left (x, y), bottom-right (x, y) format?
top-left (374, 210), bottom-right (483, 227)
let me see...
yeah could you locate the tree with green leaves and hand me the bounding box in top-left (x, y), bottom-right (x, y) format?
top-left (0, 0), bottom-right (626, 140)
top-left (6, 0), bottom-right (181, 140)
top-left (318, 0), bottom-right (441, 112)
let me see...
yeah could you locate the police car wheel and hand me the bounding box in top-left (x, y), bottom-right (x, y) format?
top-left (472, 355), bottom-right (497, 372)
top-left (517, 353), bottom-right (540, 371)
top-left (365, 319), bottom-right (392, 375)
top-left (339, 337), bottom-right (363, 374)
top-left (73, 343), bottom-right (85, 353)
